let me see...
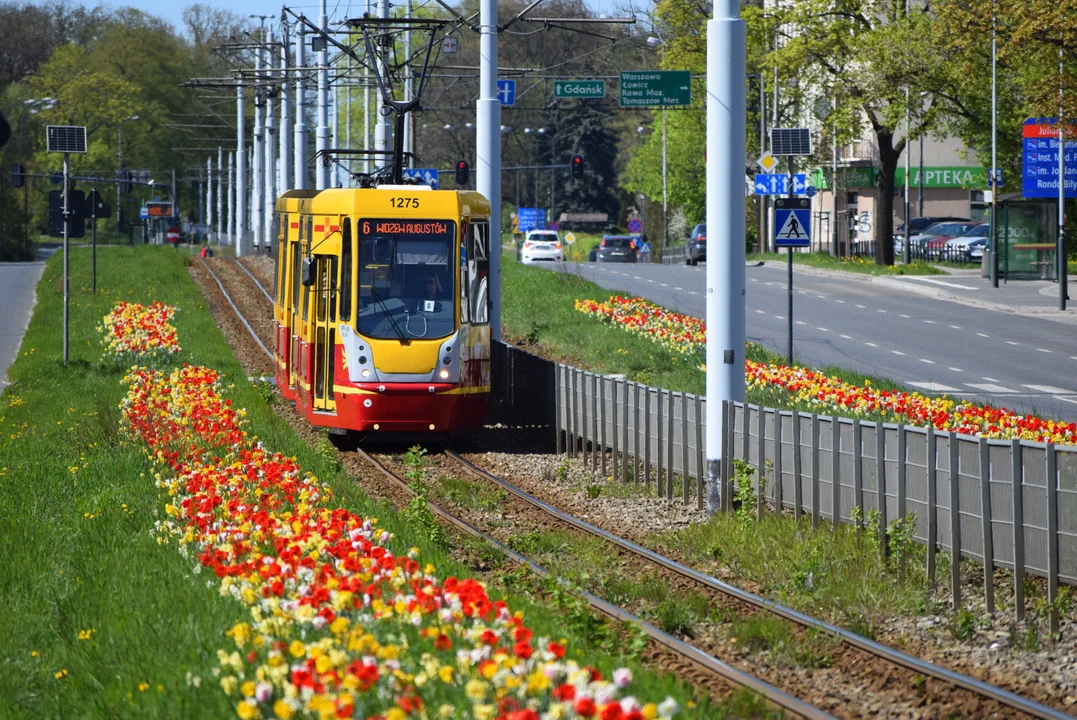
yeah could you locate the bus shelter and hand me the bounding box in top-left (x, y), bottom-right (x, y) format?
top-left (992, 194), bottom-right (1060, 281)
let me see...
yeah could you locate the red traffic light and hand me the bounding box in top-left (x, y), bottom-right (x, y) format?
top-left (455, 159), bottom-right (470, 186)
top-left (571, 154), bottom-right (584, 179)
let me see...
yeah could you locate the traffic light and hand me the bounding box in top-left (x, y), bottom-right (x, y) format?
top-left (570, 154), bottom-right (584, 179)
top-left (455, 160), bottom-right (469, 186)
top-left (11, 164), bottom-right (24, 188)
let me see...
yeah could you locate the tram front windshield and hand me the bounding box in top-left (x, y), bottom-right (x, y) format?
top-left (356, 219), bottom-right (456, 340)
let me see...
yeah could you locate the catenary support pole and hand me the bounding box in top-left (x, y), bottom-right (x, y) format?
top-left (364, 0), bottom-right (371, 174)
top-left (217, 147), bottom-right (224, 244)
top-left (1058, 46), bottom-right (1067, 312)
top-left (265, 29), bottom-right (277, 251)
top-left (476, 0), bottom-right (502, 340)
top-left (903, 86), bottom-right (910, 265)
top-left (228, 150), bottom-right (235, 245)
top-left (316, 0), bottom-right (330, 190)
top-left (63, 152), bottom-right (69, 365)
top-left (705, 0), bottom-right (746, 513)
top-left (332, 84), bottom-right (340, 186)
top-left (280, 20), bottom-right (292, 194)
top-left (786, 156), bottom-right (794, 365)
top-left (374, 0), bottom-right (391, 157)
top-left (991, 0), bottom-right (999, 288)
top-left (403, 0), bottom-right (413, 163)
top-left (662, 106), bottom-right (668, 255)
top-left (207, 157), bottom-right (213, 240)
top-left (294, 23), bottom-right (307, 189)
top-left (831, 97), bottom-right (838, 257)
top-left (236, 82), bottom-right (246, 248)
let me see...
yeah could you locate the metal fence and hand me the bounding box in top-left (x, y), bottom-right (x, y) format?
top-left (851, 240), bottom-right (984, 265)
top-left (491, 341), bottom-right (1075, 628)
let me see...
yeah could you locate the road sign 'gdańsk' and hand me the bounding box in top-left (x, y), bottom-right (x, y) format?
top-left (554, 80), bottom-right (605, 99)
top-left (619, 71), bottom-right (691, 107)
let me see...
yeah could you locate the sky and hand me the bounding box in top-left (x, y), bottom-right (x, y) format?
top-left (29, 0), bottom-right (633, 37)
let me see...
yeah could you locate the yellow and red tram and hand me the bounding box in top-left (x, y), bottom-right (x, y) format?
top-left (272, 185), bottom-right (492, 434)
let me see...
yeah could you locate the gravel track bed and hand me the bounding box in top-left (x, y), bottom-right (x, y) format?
top-left (237, 256), bottom-right (276, 295)
top-left (370, 451), bottom-right (1028, 720)
top-left (465, 452), bottom-right (1077, 715)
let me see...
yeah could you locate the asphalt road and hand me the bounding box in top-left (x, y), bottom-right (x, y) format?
top-left (552, 259), bottom-right (1077, 423)
top-left (0, 249), bottom-right (51, 387)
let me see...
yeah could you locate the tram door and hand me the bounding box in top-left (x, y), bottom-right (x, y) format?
top-left (312, 254), bottom-right (338, 413)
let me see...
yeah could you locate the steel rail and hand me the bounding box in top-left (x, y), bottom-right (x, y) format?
top-left (444, 450), bottom-right (1073, 720)
top-left (230, 258), bottom-right (274, 304)
top-left (197, 257), bottom-right (274, 361)
top-left (355, 449), bottom-right (833, 720)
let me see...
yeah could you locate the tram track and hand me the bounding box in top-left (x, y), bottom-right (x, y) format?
top-left (194, 255), bottom-right (1074, 720)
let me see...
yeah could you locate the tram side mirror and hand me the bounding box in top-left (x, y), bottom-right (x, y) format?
top-left (301, 257), bottom-right (314, 287)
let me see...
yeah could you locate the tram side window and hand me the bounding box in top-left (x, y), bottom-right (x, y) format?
top-left (468, 222), bottom-right (490, 325)
top-left (340, 219), bottom-right (352, 321)
top-left (291, 241), bottom-right (301, 312)
top-left (276, 213), bottom-right (287, 304)
top-left (459, 229), bottom-right (469, 325)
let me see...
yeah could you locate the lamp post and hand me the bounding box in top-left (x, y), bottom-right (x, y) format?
top-left (117, 115), bottom-right (139, 242)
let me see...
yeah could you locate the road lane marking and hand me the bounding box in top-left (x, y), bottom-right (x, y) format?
top-left (750, 278), bottom-right (758, 282)
top-left (660, 283), bottom-right (668, 287)
top-left (966, 383), bottom-right (1018, 393)
top-left (908, 277), bottom-right (979, 290)
top-left (856, 304), bottom-right (867, 308)
top-left (950, 325), bottom-right (962, 329)
top-left (948, 367), bottom-right (963, 372)
top-left (817, 327), bottom-right (829, 332)
top-left (815, 295), bottom-right (826, 299)
top-left (1055, 396), bottom-right (1077, 405)
top-left (755, 309), bottom-right (767, 314)
top-left (983, 377), bottom-right (1000, 382)
top-left (835, 300), bottom-right (845, 304)
top-left (909, 382), bottom-right (961, 393)
top-left (1037, 348), bottom-right (1052, 353)
top-left (674, 286), bottom-right (683, 291)
top-left (1006, 341), bottom-right (1020, 346)
top-left (633, 275), bottom-right (641, 279)
top-left (977, 332), bottom-right (990, 337)
top-left (1023, 384), bottom-right (1074, 394)
top-left (900, 314), bottom-right (911, 318)
top-left (775, 315), bottom-right (784, 319)
top-left (796, 321), bottom-right (806, 325)
top-left (865, 342), bottom-right (879, 347)
top-left (923, 320), bottom-right (937, 324)
top-left (892, 350), bottom-right (906, 355)
top-left (688, 291), bottom-right (698, 295)
top-left (919, 358), bottom-right (936, 364)
top-left (877, 309), bottom-right (887, 313)
top-left (840, 334), bottom-right (853, 339)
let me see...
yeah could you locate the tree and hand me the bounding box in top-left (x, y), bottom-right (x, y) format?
top-left (762, 1), bottom-right (944, 265)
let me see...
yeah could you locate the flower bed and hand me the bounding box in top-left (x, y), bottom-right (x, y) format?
top-left (575, 295), bottom-right (1077, 445)
top-left (99, 301), bottom-right (181, 359)
top-left (121, 363), bottom-right (679, 719)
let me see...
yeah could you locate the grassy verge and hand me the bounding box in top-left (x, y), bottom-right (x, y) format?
top-left (747, 251), bottom-right (943, 276)
top-left (503, 259), bottom-right (927, 418)
top-left (0, 247), bottom-right (706, 716)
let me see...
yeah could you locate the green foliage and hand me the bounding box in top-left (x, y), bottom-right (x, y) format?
top-left (732, 459), bottom-right (762, 523)
top-left (950, 609), bottom-right (980, 641)
top-left (439, 476), bottom-right (506, 512)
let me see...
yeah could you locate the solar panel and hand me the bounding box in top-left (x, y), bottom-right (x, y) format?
top-left (46, 125), bottom-right (87, 154)
top-left (770, 128), bottom-right (812, 156)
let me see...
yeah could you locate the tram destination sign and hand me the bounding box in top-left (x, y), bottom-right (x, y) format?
top-left (554, 80), bottom-right (605, 99)
top-left (619, 70), bottom-right (691, 107)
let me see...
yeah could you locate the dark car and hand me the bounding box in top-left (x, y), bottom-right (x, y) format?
top-left (686, 223), bottom-right (706, 266)
top-left (594, 236), bottom-right (638, 263)
top-left (894, 216), bottom-right (970, 243)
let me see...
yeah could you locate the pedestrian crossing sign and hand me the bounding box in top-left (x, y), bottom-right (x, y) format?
top-left (774, 204), bottom-right (811, 248)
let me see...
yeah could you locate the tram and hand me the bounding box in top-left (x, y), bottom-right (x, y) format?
top-left (272, 185), bottom-right (492, 434)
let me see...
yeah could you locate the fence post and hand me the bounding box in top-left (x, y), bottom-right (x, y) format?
top-left (582, 372), bottom-right (591, 466)
top-left (716, 400), bottom-right (729, 514)
top-left (876, 424), bottom-right (887, 557)
top-left (811, 414), bottom-right (820, 529)
top-left (695, 395), bottom-right (704, 511)
top-left (600, 376), bottom-right (607, 480)
top-left (979, 437), bottom-right (995, 615)
top-left (832, 416), bottom-right (841, 526)
top-left (611, 380), bottom-right (619, 484)
top-left (773, 411), bottom-right (783, 513)
top-left (1011, 439), bottom-right (1025, 623)
top-left (682, 394), bottom-right (690, 505)
top-left (853, 420), bottom-right (863, 528)
top-left (591, 373), bottom-right (599, 473)
top-left (644, 387), bottom-right (652, 489)
top-left (657, 388), bottom-right (665, 497)
top-left (570, 369), bottom-right (579, 459)
top-left (792, 411), bottom-right (803, 520)
top-left (1046, 443), bottom-right (1060, 635)
top-left (667, 390), bottom-right (675, 501)
top-left (757, 409), bottom-right (767, 521)
top-left (622, 380), bottom-right (630, 484)
top-left (949, 432), bottom-right (962, 611)
top-left (897, 425), bottom-right (907, 577)
top-left (634, 383), bottom-right (642, 487)
top-left (741, 403), bottom-right (750, 467)
top-left (927, 430), bottom-right (938, 589)
top-left (556, 365), bottom-right (564, 455)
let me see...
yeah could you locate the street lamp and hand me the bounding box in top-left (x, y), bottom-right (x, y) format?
top-left (118, 115), bottom-right (139, 241)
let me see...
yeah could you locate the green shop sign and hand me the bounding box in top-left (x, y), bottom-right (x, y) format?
top-left (809, 167), bottom-right (875, 189)
top-left (893, 166), bottom-right (988, 188)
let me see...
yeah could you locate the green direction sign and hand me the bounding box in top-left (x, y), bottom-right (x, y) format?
top-left (619, 71), bottom-right (691, 107)
top-left (554, 80), bottom-right (606, 99)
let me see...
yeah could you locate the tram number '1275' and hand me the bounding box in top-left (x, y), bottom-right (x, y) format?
top-left (389, 197), bottom-right (420, 209)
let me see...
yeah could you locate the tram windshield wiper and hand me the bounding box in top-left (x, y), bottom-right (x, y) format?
top-left (368, 285), bottom-right (410, 346)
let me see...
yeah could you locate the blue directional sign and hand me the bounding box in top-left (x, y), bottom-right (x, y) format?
top-left (774, 207), bottom-right (811, 248)
top-left (1021, 119), bottom-right (1077, 199)
top-left (139, 206), bottom-right (149, 219)
top-left (496, 79), bottom-right (516, 107)
top-left (517, 207), bottom-right (546, 234)
top-left (753, 173), bottom-right (808, 196)
top-left (402, 167), bottom-right (439, 189)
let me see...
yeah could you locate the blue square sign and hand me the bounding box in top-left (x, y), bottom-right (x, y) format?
top-left (496, 79), bottom-right (516, 107)
top-left (402, 168), bottom-right (439, 189)
top-left (774, 207), bottom-right (811, 248)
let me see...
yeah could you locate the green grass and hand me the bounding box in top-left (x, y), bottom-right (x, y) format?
top-left (748, 251), bottom-right (944, 276)
top-left (502, 259), bottom-right (940, 422)
top-left (0, 246), bottom-right (712, 717)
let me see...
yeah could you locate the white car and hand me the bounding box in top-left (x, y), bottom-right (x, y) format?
top-left (520, 230), bottom-right (563, 264)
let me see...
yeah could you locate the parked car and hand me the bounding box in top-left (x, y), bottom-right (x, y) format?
top-left (520, 229), bottom-right (563, 264)
top-left (594, 235), bottom-right (638, 263)
top-left (921, 221), bottom-right (980, 258)
top-left (893, 216), bottom-right (970, 244)
top-left (686, 223), bottom-right (706, 266)
top-left (967, 237), bottom-right (989, 261)
top-left (945, 223), bottom-right (990, 260)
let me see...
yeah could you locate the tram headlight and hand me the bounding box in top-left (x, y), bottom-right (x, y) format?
top-left (438, 369), bottom-right (450, 379)
top-left (361, 369), bottom-right (371, 378)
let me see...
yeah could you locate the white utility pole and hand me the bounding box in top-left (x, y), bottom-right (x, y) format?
top-left (403, 0), bottom-right (413, 163)
top-left (236, 80), bottom-right (246, 248)
top-left (264, 29), bottom-right (277, 251)
top-left (294, 23), bottom-right (308, 189)
top-left (374, 0), bottom-right (391, 157)
top-left (206, 156), bottom-right (213, 240)
top-left (333, 84), bottom-right (340, 186)
top-left (990, 0), bottom-right (999, 287)
top-left (280, 19), bottom-right (292, 195)
top-left (364, 0), bottom-right (371, 173)
top-left (661, 106), bottom-right (668, 254)
top-left (316, 0), bottom-right (330, 189)
top-left (217, 147), bottom-right (224, 244)
top-left (476, 0), bottom-right (502, 340)
top-left (228, 151), bottom-right (235, 245)
top-left (251, 67), bottom-right (264, 256)
top-left (705, 0), bottom-right (746, 513)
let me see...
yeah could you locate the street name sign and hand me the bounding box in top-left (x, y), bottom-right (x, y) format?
top-left (554, 80), bottom-right (605, 99)
top-left (619, 71), bottom-right (691, 107)
top-left (1021, 118), bottom-right (1077, 199)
